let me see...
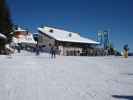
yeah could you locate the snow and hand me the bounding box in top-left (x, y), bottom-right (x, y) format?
top-left (38, 27), bottom-right (99, 44)
top-left (0, 33), bottom-right (7, 39)
top-left (0, 52), bottom-right (133, 100)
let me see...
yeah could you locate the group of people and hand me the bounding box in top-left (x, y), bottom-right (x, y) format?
top-left (5, 43), bottom-right (57, 59)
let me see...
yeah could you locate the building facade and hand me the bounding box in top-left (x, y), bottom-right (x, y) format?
top-left (38, 26), bottom-right (99, 56)
top-left (12, 27), bottom-right (37, 51)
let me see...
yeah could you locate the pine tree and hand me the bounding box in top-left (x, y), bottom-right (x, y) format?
top-left (0, 0), bottom-right (13, 53)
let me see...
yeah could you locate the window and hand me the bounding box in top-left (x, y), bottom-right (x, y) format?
top-left (49, 29), bottom-right (54, 33)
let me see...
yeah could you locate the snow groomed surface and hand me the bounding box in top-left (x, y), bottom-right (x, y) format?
top-left (0, 51), bottom-right (133, 100)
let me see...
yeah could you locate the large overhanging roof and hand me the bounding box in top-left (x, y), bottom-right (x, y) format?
top-left (38, 27), bottom-right (99, 44)
top-left (0, 33), bottom-right (7, 39)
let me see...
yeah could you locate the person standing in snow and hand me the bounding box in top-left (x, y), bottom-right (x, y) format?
top-left (36, 44), bottom-right (40, 56)
top-left (50, 45), bottom-right (56, 59)
top-left (16, 43), bottom-right (21, 53)
top-left (123, 44), bottom-right (129, 58)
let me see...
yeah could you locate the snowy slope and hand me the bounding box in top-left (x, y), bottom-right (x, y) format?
top-left (0, 52), bottom-right (133, 100)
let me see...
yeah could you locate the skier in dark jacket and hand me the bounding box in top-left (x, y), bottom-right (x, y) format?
top-left (36, 45), bottom-right (40, 56)
top-left (17, 43), bottom-right (21, 53)
top-left (50, 46), bottom-right (56, 58)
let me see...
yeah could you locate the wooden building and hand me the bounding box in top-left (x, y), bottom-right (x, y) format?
top-left (38, 26), bottom-right (99, 56)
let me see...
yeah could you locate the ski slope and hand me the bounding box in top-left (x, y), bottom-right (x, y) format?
top-left (0, 51), bottom-right (133, 100)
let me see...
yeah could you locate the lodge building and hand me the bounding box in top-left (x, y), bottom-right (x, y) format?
top-left (12, 27), bottom-right (37, 51)
top-left (38, 26), bottom-right (99, 56)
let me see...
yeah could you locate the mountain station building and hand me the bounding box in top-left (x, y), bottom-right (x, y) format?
top-left (38, 26), bottom-right (99, 56)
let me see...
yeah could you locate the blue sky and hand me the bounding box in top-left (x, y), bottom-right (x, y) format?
top-left (7, 0), bottom-right (133, 52)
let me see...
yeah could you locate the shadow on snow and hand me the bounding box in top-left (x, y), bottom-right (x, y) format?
top-left (112, 95), bottom-right (133, 100)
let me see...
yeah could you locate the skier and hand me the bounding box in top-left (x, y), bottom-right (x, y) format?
top-left (36, 45), bottom-right (40, 56)
top-left (16, 43), bottom-right (21, 53)
top-left (50, 45), bottom-right (56, 59)
top-left (123, 44), bottom-right (129, 58)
